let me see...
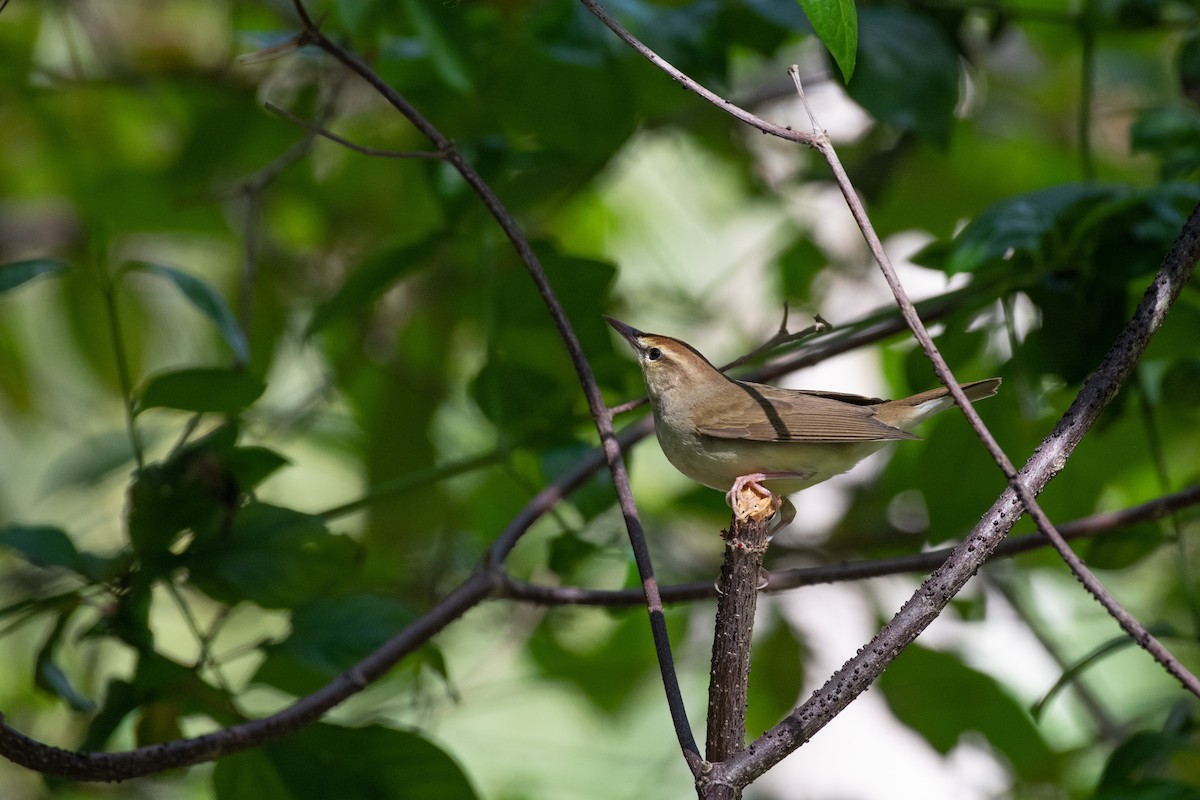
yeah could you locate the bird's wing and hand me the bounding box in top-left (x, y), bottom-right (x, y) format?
top-left (695, 382), bottom-right (918, 443)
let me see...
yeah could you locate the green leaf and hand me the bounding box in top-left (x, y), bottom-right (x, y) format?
top-left (848, 8), bottom-right (959, 147)
top-left (880, 645), bottom-right (1055, 777)
top-left (186, 503), bottom-right (358, 609)
top-left (797, 0), bottom-right (858, 80)
top-left (137, 367), bottom-right (265, 415)
top-left (1097, 729), bottom-right (1200, 798)
top-left (0, 258), bottom-right (68, 294)
top-left (43, 430), bottom-right (138, 492)
top-left (529, 607), bottom-right (689, 714)
top-left (913, 184), bottom-right (1117, 275)
top-left (1131, 107), bottom-right (1200, 180)
top-left (214, 723), bottom-right (479, 800)
top-left (35, 605), bottom-right (96, 712)
top-left (254, 594), bottom-right (416, 695)
top-left (401, 0), bottom-right (473, 93)
top-left (746, 613), bottom-right (806, 738)
top-left (127, 262), bottom-right (249, 364)
top-left (0, 524), bottom-right (89, 575)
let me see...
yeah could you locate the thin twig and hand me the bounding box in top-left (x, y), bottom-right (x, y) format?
top-left (718, 200), bottom-right (1200, 788)
top-left (496, 484), bottom-right (1200, 607)
top-left (607, 308), bottom-right (831, 417)
top-left (576, 0), bottom-right (1200, 782)
top-left (264, 102), bottom-right (447, 160)
top-left (789, 62), bottom-right (1200, 699)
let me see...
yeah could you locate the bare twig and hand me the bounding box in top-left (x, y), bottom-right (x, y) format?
top-left (496, 484), bottom-right (1200, 607)
top-left (0, 571), bottom-right (495, 780)
top-left (608, 308), bottom-right (831, 417)
top-left (788, 62), bottom-right (1200, 699)
top-left (264, 102), bottom-right (447, 160)
top-left (716, 201), bottom-right (1200, 787)
top-left (576, 0), bottom-right (1200, 784)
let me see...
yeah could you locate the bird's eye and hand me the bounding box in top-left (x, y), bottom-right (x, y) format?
top-left (647, 347), bottom-right (663, 361)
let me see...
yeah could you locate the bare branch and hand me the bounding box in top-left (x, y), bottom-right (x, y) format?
top-left (496, 484), bottom-right (1200, 607)
top-left (787, 63), bottom-right (1200, 700)
top-left (717, 200), bottom-right (1200, 788)
top-left (0, 571), bottom-right (495, 781)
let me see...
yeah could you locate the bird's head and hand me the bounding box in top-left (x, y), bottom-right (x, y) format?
top-left (604, 316), bottom-right (722, 401)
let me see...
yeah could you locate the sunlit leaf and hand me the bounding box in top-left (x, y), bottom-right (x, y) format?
top-left (797, 0), bottom-right (858, 80)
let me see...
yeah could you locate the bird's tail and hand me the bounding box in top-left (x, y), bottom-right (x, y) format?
top-left (881, 378), bottom-right (1002, 429)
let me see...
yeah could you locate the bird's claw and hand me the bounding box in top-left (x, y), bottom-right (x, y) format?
top-left (727, 473), bottom-right (781, 522)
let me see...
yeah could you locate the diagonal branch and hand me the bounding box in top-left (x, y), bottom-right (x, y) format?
top-left (790, 65), bottom-right (1200, 699)
top-left (715, 200), bottom-right (1200, 788)
top-left (497, 484), bottom-right (1200, 607)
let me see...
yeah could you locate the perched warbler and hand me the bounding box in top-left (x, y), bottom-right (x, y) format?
top-left (606, 316), bottom-right (1000, 531)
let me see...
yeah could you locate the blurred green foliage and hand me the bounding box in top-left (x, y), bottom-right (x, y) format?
top-left (0, 0), bottom-right (1199, 798)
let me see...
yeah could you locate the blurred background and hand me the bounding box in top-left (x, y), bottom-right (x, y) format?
top-left (1, 0), bottom-right (1200, 797)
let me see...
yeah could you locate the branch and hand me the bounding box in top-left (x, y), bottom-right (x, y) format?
top-left (717, 201), bottom-right (1200, 787)
top-left (0, 571), bottom-right (494, 781)
top-left (704, 499), bottom-right (773, 771)
top-left (788, 62), bottom-right (1200, 699)
top-left (285, 1), bottom-right (702, 771)
top-left (577, 0), bottom-right (1200, 784)
top-left (496, 484), bottom-right (1200, 607)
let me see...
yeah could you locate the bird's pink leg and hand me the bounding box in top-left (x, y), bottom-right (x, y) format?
top-left (726, 472), bottom-right (809, 523)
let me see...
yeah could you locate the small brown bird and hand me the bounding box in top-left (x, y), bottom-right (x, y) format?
top-left (606, 316), bottom-right (1000, 531)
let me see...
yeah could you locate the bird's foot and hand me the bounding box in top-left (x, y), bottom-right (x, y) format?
top-left (726, 473), bottom-right (779, 522)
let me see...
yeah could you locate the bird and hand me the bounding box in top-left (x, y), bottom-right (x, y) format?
top-left (605, 316), bottom-right (1001, 533)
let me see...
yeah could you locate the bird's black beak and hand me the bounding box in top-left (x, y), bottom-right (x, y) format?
top-left (603, 315), bottom-right (645, 352)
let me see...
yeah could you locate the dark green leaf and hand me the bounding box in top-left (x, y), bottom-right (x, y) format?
top-left (798, 0), bottom-right (858, 80)
top-left (127, 262), bottom-right (249, 364)
top-left (0, 258), bottom-right (68, 294)
top-left (254, 594), bottom-right (416, 695)
top-left (848, 9), bottom-right (959, 147)
top-left (80, 680), bottom-right (141, 753)
top-left (775, 237), bottom-right (826, 301)
top-left (186, 503), bottom-right (358, 609)
top-left (1131, 107), bottom-right (1200, 180)
top-left (1098, 730), bottom-right (1200, 798)
top-left (224, 446), bottom-right (291, 491)
top-left (137, 367), bottom-right (265, 415)
top-left (402, 0), bottom-right (472, 93)
top-left (35, 606), bottom-right (96, 711)
top-left (214, 724), bottom-right (479, 800)
top-left (0, 524), bottom-right (88, 575)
